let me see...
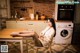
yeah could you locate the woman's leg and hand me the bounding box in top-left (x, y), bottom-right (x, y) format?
top-left (11, 31), bottom-right (35, 37)
top-left (33, 32), bottom-right (43, 47)
top-left (19, 30), bottom-right (34, 34)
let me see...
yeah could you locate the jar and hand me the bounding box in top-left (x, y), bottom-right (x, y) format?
top-left (41, 14), bottom-right (45, 20)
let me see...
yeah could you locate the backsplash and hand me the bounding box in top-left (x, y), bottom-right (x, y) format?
top-left (34, 2), bottom-right (55, 18)
top-left (10, 0), bottom-right (55, 19)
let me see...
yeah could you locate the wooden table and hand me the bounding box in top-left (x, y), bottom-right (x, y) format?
top-left (0, 29), bottom-right (35, 53)
top-left (0, 29), bottom-right (26, 38)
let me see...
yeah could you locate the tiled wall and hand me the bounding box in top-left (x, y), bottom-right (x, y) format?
top-left (10, 1), bottom-right (55, 19)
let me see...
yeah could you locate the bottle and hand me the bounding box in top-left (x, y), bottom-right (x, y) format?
top-left (35, 12), bottom-right (39, 20)
top-left (14, 11), bottom-right (18, 19)
top-left (36, 14), bottom-right (38, 20)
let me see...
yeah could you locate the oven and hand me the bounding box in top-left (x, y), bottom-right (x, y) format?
top-left (55, 4), bottom-right (75, 21)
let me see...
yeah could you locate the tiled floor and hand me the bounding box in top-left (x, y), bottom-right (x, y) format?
top-left (0, 37), bottom-right (80, 53)
top-left (0, 29), bottom-right (80, 53)
top-left (50, 44), bottom-right (78, 53)
top-left (21, 37), bottom-right (80, 53)
top-left (27, 37), bottom-right (80, 53)
top-left (32, 44), bottom-right (80, 53)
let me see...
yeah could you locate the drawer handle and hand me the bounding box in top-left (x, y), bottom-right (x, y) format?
top-left (28, 24), bottom-right (33, 25)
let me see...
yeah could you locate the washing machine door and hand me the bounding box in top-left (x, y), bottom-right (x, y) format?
top-left (60, 29), bottom-right (72, 39)
top-left (61, 29), bottom-right (68, 37)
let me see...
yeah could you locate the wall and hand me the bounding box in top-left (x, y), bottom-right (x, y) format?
top-left (34, 2), bottom-right (55, 18)
top-left (10, 1), bottom-right (55, 19)
top-left (74, 4), bottom-right (80, 23)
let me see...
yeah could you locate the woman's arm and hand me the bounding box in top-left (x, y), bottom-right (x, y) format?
top-left (40, 26), bottom-right (50, 35)
top-left (39, 28), bottom-right (55, 43)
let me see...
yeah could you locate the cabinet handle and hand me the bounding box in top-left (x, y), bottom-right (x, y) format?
top-left (44, 21), bottom-right (48, 23)
top-left (28, 24), bottom-right (33, 25)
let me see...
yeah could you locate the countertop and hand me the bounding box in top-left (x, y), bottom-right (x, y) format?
top-left (6, 18), bottom-right (47, 21)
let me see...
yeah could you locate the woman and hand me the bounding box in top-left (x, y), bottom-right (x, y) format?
top-left (11, 18), bottom-right (56, 47)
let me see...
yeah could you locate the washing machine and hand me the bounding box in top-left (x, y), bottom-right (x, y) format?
top-left (54, 22), bottom-right (73, 44)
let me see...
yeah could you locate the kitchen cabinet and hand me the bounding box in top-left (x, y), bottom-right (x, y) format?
top-left (6, 21), bottom-right (17, 29)
top-left (25, 21), bottom-right (48, 34)
top-left (16, 21), bottom-right (27, 29)
top-left (6, 21), bottom-right (27, 29)
top-left (0, 0), bottom-right (10, 18)
top-left (6, 21), bottom-right (48, 34)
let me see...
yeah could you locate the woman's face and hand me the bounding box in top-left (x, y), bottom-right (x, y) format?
top-left (47, 19), bottom-right (52, 27)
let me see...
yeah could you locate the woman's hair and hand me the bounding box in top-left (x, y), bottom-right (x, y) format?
top-left (47, 18), bottom-right (56, 30)
top-left (47, 18), bottom-right (56, 36)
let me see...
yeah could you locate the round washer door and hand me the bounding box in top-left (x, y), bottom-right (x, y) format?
top-left (60, 29), bottom-right (72, 39)
top-left (61, 29), bottom-right (68, 37)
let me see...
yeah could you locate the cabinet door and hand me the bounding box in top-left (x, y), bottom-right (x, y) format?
top-left (16, 21), bottom-right (27, 29)
top-left (6, 21), bottom-right (17, 29)
top-left (25, 21), bottom-right (35, 31)
top-left (34, 21), bottom-right (48, 34)
top-left (26, 21), bottom-right (48, 34)
top-left (0, 0), bottom-right (10, 18)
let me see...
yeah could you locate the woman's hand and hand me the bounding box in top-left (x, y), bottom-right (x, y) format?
top-left (39, 35), bottom-right (44, 41)
top-left (40, 33), bottom-right (44, 36)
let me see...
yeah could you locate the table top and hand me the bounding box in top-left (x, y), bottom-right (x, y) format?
top-left (0, 29), bottom-right (26, 38)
